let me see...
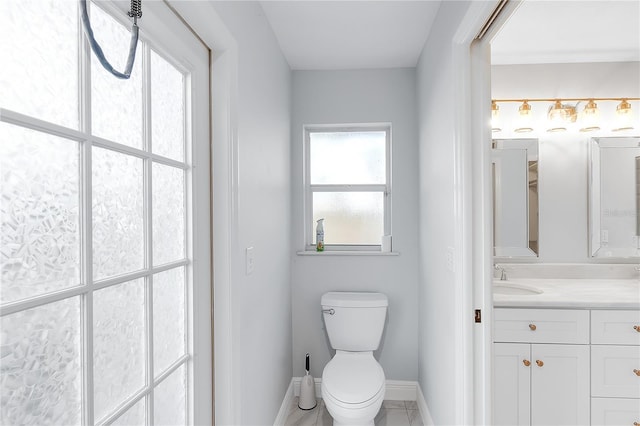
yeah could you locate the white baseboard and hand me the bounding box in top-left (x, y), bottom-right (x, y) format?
top-left (273, 379), bottom-right (295, 426)
top-left (277, 378), bottom-right (433, 426)
top-left (291, 377), bottom-right (419, 401)
top-left (416, 384), bottom-right (434, 426)
top-left (293, 375), bottom-right (323, 397)
top-left (385, 380), bottom-right (418, 401)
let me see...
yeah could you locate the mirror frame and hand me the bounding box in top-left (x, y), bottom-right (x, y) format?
top-left (589, 136), bottom-right (640, 258)
top-left (492, 138), bottom-right (539, 258)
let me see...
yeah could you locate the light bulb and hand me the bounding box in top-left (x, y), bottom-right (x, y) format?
top-left (579, 100), bottom-right (600, 132)
top-left (613, 99), bottom-right (634, 131)
top-left (515, 100), bottom-right (533, 133)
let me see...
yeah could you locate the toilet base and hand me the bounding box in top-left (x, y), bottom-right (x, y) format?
top-left (331, 419), bottom-right (374, 426)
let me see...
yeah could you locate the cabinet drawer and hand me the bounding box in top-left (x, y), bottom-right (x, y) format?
top-left (494, 309), bottom-right (589, 344)
top-left (592, 345), bottom-right (640, 398)
top-left (591, 398), bottom-right (640, 426)
top-left (592, 310), bottom-right (640, 345)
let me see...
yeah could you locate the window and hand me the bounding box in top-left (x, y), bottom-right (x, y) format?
top-left (0, 1), bottom-right (210, 424)
top-left (304, 125), bottom-right (391, 250)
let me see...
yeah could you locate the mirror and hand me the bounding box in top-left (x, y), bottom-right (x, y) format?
top-left (589, 136), bottom-right (640, 258)
top-left (492, 138), bottom-right (539, 257)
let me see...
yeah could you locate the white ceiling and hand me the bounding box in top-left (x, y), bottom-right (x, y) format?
top-left (259, 0), bottom-right (640, 71)
top-left (259, 1), bottom-right (441, 70)
top-left (491, 0), bottom-right (640, 65)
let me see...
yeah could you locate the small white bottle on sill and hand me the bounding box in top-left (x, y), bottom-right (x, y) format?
top-left (316, 219), bottom-right (324, 252)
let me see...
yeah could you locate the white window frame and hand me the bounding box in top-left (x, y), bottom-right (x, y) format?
top-left (0, 1), bottom-right (211, 424)
top-left (303, 124), bottom-right (392, 251)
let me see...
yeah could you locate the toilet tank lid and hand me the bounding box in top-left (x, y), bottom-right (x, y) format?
top-left (321, 292), bottom-right (388, 308)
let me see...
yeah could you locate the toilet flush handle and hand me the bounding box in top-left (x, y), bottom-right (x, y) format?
top-left (322, 308), bottom-right (335, 315)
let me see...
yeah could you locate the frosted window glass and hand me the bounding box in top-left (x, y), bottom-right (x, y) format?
top-left (93, 279), bottom-right (146, 421)
top-left (0, 297), bottom-right (81, 425)
top-left (0, 123), bottom-right (80, 305)
top-left (92, 147), bottom-right (144, 280)
top-left (90, 3), bottom-right (143, 148)
top-left (313, 192), bottom-right (384, 245)
top-left (310, 132), bottom-right (386, 185)
top-left (153, 164), bottom-right (185, 266)
top-left (151, 50), bottom-right (185, 161)
top-left (153, 267), bottom-right (186, 376)
top-left (0, 0), bottom-right (78, 129)
top-left (154, 365), bottom-right (186, 426)
top-left (111, 398), bottom-right (145, 426)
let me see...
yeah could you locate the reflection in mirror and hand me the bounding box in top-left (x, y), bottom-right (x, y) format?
top-left (589, 136), bottom-right (640, 258)
top-left (492, 139), bottom-right (539, 257)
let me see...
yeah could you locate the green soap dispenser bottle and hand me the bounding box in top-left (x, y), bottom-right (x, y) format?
top-left (316, 219), bottom-right (324, 252)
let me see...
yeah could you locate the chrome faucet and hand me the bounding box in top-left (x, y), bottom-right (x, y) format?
top-left (494, 264), bottom-right (507, 281)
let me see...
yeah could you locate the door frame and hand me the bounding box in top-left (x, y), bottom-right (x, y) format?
top-left (452, 1), bottom-right (524, 424)
top-left (165, 2), bottom-right (241, 425)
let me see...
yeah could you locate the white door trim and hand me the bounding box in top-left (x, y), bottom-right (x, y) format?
top-left (450, 1), bottom-right (518, 424)
top-left (456, 1), bottom-right (525, 425)
top-left (165, 3), bottom-right (241, 425)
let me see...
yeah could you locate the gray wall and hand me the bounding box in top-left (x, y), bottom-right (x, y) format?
top-left (492, 62), bottom-right (640, 263)
top-left (290, 69), bottom-right (420, 381)
top-left (416, 1), bottom-right (473, 424)
top-left (209, 3), bottom-right (293, 425)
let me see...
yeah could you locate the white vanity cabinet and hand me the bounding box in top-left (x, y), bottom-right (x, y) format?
top-left (590, 310), bottom-right (640, 426)
top-left (493, 308), bottom-right (591, 426)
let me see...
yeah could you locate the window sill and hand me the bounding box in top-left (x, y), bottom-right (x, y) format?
top-left (296, 251), bottom-right (399, 256)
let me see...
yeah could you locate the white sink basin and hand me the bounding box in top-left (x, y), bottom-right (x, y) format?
top-left (494, 281), bottom-right (543, 295)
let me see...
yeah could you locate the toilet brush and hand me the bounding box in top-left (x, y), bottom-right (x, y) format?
top-left (298, 353), bottom-right (317, 410)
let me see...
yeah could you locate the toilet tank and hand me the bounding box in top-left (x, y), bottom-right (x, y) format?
top-left (321, 292), bottom-right (388, 352)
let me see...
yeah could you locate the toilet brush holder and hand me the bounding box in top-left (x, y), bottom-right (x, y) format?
top-left (299, 353), bottom-right (317, 410)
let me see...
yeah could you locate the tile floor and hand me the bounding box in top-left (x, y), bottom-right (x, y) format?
top-left (284, 398), bottom-right (424, 426)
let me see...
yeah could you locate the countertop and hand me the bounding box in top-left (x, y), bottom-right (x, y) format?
top-left (493, 278), bottom-right (640, 309)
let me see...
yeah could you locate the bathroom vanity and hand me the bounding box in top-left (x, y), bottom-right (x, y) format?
top-left (493, 279), bottom-right (640, 426)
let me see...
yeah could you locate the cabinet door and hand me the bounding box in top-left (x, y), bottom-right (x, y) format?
top-left (530, 344), bottom-right (590, 426)
top-left (494, 343), bottom-right (531, 426)
top-left (592, 345), bottom-right (640, 398)
top-left (591, 397), bottom-right (640, 426)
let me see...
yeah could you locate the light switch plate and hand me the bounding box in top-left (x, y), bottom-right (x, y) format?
top-left (446, 247), bottom-right (455, 272)
top-left (245, 247), bottom-right (255, 275)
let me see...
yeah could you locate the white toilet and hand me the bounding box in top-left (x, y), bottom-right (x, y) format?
top-left (320, 292), bottom-right (388, 426)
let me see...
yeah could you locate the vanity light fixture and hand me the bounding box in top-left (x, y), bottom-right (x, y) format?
top-left (547, 100), bottom-right (576, 132)
top-left (491, 97), bottom-right (639, 133)
top-left (514, 100), bottom-right (533, 133)
top-left (491, 100), bottom-right (501, 132)
top-left (613, 99), bottom-right (634, 132)
top-left (579, 99), bottom-right (600, 132)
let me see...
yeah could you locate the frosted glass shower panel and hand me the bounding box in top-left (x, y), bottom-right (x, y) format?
top-left (0, 123), bottom-right (80, 305)
top-left (153, 267), bottom-right (186, 377)
top-left (0, 0), bottom-right (78, 129)
top-left (313, 192), bottom-right (384, 245)
top-left (0, 297), bottom-right (82, 425)
top-left (154, 364), bottom-right (186, 426)
top-left (310, 131), bottom-right (386, 184)
top-left (92, 147), bottom-right (144, 280)
top-left (152, 164), bottom-right (185, 266)
top-left (93, 278), bottom-right (146, 422)
top-left (151, 50), bottom-right (185, 161)
top-left (90, 3), bottom-right (143, 148)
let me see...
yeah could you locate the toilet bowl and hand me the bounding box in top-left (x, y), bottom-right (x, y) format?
top-left (322, 351), bottom-right (385, 426)
top-left (320, 292), bottom-right (388, 426)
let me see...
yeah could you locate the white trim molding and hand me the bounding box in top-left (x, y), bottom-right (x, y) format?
top-left (416, 383), bottom-right (434, 426)
top-left (292, 377), bottom-right (419, 400)
top-left (277, 379), bottom-right (432, 425)
top-left (273, 379), bottom-right (295, 426)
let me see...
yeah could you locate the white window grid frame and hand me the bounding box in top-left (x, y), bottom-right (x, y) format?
top-left (303, 123), bottom-right (392, 251)
top-left (0, 1), bottom-right (202, 424)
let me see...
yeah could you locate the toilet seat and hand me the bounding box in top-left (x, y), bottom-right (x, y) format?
top-left (322, 351), bottom-right (385, 407)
